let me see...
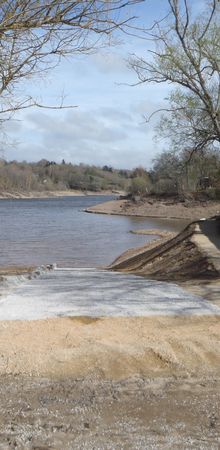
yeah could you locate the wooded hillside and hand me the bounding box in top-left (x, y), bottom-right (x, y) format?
top-left (0, 159), bottom-right (132, 193)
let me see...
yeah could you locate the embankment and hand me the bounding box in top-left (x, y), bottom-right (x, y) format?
top-left (109, 216), bottom-right (220, 282)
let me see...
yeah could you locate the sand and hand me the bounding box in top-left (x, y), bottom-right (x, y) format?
top-left (0, 316), bottom-right (220, 448)
top-left (0, 189), bottom-right (114, 199)
top-left (0, 315), bottom-right (220, 379)
top-left (86, 197), bottom-right (220, 220)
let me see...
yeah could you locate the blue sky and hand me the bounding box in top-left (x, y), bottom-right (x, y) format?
top-left (2, 0), bottom-right (203, 169)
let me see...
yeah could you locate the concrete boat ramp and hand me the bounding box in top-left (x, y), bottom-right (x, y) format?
top-left (0, 268), bottom-right (219, 320)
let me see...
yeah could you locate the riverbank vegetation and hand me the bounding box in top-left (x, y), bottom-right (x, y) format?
top-left (1, 147), bottom-right (220, 199)
top-left (128, 147), bottom-right (220, 200)
top-left (0, 159), bottom-right (131, 194)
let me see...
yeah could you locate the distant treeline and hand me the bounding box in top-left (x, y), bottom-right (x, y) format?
top-left (0, 159), bottom-right (140, 193)
top-left (1, 148), bottom-right (220, 198)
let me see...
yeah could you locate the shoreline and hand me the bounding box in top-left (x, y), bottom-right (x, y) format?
top-left (0, 189), bottom-right (116, 200)
top-left (86, 208), bottom-right (186, 220)
top-left (85, 197), bottom-right (220, 220)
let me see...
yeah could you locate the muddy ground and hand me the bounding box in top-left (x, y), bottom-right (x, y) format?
top-left (0, 375), bottom-right (220, 449)
top-left (0, 316), bottom-right (219, 448)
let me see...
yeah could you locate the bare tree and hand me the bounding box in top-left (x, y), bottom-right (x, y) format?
top-left (151, 146), bottom-right (220, 195)
top-left (0, 0), bottom-right (142, 121)
top-left (130, 0), bottom-right (220, 154)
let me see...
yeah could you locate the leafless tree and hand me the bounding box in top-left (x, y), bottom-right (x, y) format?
top-left (0, 0), bottom-right (142, 121)
top-left (130, 0), bottom-right (220, 155)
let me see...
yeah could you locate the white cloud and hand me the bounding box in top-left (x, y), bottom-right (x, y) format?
top-left (2, 1), bottom-right (175, 168)
top-left (6, 103), bottom-right (163, 168)
top-left (91, 51), bottom-right (129, 75)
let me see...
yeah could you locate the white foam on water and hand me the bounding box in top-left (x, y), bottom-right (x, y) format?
top-left (0, 268), bottom-right (219, 320)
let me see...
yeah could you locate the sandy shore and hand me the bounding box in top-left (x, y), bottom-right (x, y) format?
top-left (0, 315), bottom-right (220, 448)
top-left (86, 197), bottom-right (220, 220)
top-left (1, 315), bottom-right (219, 379)
top-left (0, 189), bottom-right (115, 199)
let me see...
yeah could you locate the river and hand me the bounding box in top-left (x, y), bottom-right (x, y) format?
top-left (0, 195), bottom-right (187, 268)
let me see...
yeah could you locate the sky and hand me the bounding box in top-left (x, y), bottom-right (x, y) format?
top-left (2, 0), bottom-right (203, 169)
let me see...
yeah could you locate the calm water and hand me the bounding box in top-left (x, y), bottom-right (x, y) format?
top-left (0, 196), bottom-right (187, 268)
